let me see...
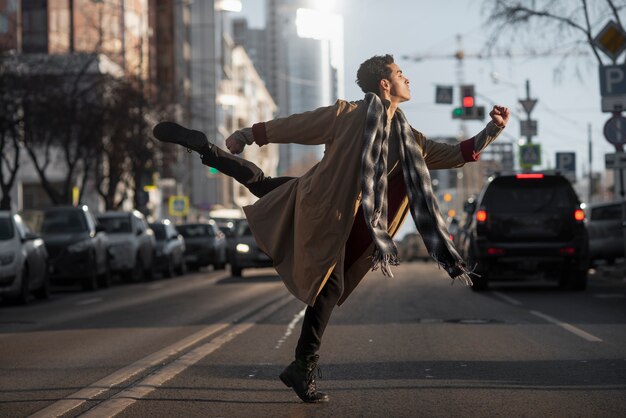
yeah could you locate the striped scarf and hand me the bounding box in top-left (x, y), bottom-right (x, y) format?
top-left (360, 93), bottom-right (472, 285)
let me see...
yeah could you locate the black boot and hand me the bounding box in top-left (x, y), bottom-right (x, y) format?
top-left (279, 354), bottom-right (329, 403)
top-left (152, 121), bottom-right (212, 155)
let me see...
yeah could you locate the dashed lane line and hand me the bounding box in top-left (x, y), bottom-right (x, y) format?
top-left (530, 310), bottom-right (603, 342)
top-left (492, 291), bottom-right (523, 306)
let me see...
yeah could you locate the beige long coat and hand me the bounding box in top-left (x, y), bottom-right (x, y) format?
top-left (243, 99), bottom-right (502, 306)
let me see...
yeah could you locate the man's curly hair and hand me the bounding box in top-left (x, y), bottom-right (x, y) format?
top-left (356, 54), bottom-right (395, 94)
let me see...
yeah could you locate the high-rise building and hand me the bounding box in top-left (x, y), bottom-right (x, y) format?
top-left (235, 0), bottom-right (344, 176)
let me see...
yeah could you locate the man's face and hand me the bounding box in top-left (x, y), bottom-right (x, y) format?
top-left (386, 63), bottom-right (411, 102)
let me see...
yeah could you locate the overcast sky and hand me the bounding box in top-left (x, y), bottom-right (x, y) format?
top-left (234, 0), bottom-right (614, 186)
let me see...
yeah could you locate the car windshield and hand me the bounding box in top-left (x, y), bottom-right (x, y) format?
top-left (0, 218), bottom-right (14, 240)
top-left (41, 210), bottom-right (88, 233)
top-left (483, 178), bottom-right (576, 214)
top-left (150, 224), bottom-right (166, 240)
top-left (178, 224), bottom-right (213, 238)
top-left (236, 222), bottom-right (252, 237)
top-left (98, 216), bottom-right (132, 233)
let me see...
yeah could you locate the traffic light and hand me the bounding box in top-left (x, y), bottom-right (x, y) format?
top-left (451, 84), bottom-right (485, 120)
top-left (461, 85), bottom-right (475, 108)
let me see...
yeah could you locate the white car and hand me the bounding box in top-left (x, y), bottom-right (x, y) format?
top-left (97, 210), bottom-right (156, 282)
top-left (0, 211), bottom-right (50, 304)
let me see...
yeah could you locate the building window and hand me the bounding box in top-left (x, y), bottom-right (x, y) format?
top-left (22, 0), bottom-right (48, 53)
top-left (0, 14), bottom-right (8, 34)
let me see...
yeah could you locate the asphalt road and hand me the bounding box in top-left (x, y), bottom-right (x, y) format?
top-left (1, 263), bottom-right (625, 418)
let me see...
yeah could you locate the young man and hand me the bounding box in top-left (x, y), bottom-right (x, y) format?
top-left (153, 54), bottom-right (510, 403)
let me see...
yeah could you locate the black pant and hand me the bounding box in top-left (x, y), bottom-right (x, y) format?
top-left (201, 147), bottom-right (343, 360)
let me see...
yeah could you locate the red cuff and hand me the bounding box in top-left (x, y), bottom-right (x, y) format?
top-left (252, 122), bottom-right (268, 146)
top-left (460, 137), bottom-right (480, 162)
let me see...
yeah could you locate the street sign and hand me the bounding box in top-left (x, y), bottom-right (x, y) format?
top-left (519, 143), bottom-right (541, 168)
top-left (520, 120), bottom-right (538, 137)
top-left (518, 99), bottom-right (537, 115)
top-left (435, 85), bottom-right (453, 104)
top-left (168, 195), bottom-right (189, 217)
top-left (603, 114), bottom-right (626, 147)
top-left (593, 20), bottom-right (626, 61)
top-left (599, 64), bottom-right (626, 111)
top-left (556, 152), bottom-right (576, 182)
top-left (605, 152), bottom-right (626, 169)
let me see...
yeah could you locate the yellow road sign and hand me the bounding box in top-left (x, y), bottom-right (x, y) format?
top-left (168, 195), bottom-right (189, 216)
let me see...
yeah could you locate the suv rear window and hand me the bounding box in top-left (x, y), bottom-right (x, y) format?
top-left (482, 177), bottom-right (577, 213)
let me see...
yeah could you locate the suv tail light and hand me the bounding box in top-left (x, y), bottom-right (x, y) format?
top-left (476, 210), bottom-right (487, 223)
top-left (516, 173), bottom-right (544, 179)
top-left (574, 209), bottom-right (585, 221)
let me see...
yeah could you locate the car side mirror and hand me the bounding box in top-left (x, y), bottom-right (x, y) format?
top-left (463, 200), bottom-right (476, 214)
top-left (136, 229), bottom-right (142, 236)
top-left (22, 232), bottom-right (40, 241)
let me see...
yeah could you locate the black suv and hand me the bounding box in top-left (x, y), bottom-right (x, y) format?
top-left (459, 173), bottom-right (589, 290)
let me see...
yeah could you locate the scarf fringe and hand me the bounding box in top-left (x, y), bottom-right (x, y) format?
top-left (431, 252), bottom-right (474, 287)
top-left (371, 249), bottom-right (399, 277)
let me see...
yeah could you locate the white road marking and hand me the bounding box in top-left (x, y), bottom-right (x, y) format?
top-left (492, 291), bottom-right (523, 306)
top-left (275, 307), bottom-right (306, 350)
top-left (29, 293), bottom-right (292, 418)
top-left (80, 295), bottom-right (293, 418)
top-left (529, 310), bottom-right (603, 342)
top-left (75, 298), bottom-right (102, 306)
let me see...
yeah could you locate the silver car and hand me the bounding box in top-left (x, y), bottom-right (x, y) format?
top-left (97, 210), bottom-right (156, 282)
top-left (0, 211), bottom-right (49, 304)
top-left (587, 201), bottom-right (624, 266)
top-left (149, 220), bottom-right (187, 278)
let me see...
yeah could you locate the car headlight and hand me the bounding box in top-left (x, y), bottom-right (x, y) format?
top-left (67, 239), bottom-right (92, 253)
top-left (236, 243), bottom-right (250, 253)
top-left (0, 252), bottom-right (15, 266)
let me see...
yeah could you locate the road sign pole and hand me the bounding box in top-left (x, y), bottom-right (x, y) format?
top-left (618, 165), bottom-right (626, 277)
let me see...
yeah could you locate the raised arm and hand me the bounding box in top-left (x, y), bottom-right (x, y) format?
top-left (226, 100), bottom-right (352, 154)
top-left (416, 105), bottom-right (509, 170)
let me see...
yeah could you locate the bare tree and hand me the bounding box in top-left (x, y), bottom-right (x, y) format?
top-left (17, 54), bottom-right (107, 206)
top-left (0, 56), bottom-right (23, 210)
top-left (482, 0), bottom-right (626, 70)
top-left (95, 78), bottom-right (155, 211)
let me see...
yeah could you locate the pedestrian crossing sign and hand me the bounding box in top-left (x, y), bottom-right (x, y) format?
top-left (169, 195), bottom-right (189, 216)
top-left (519, 143), bottom-right (541, 168)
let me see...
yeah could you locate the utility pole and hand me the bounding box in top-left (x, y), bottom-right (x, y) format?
top-left (587, 123), bottom-right (593, 203)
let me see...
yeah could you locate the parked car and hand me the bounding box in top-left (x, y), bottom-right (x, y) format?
top-left (97, 210), bottom-right (156, 282)
top-left (0, 212), bottom-right (49, 304)
top-left (460, 172), bottom-right (589, 291)
top-left (227, 220), bottom-right (273, 277)
top-left (586, 201), bottom-right (624, 266)
top-left (40, 206), bottom-right (111, 290)
top-left (177, 221), bottom-right (227, 270)
top-left (149, 220), bottom-right (186, 277)
top-left (395, 232), bottom-right (430, 262)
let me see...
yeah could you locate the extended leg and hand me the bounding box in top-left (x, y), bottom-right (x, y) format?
top-left (153, 121), bottom-right (294, 198)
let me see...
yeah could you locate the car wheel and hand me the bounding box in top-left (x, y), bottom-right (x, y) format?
top-left (34, 272), bottom-right (51, 300)
top-left (130, 257), bottom-right (144, 282)
top-left (98, 260), bottom-right (112, 288)
top-left (82, 255), bottom-right (99, 291)
top-left (231, 264), bottom-right (242, 277)
top-left (16, 265), bottom-right (30, 305)
top-left (560, 268), bottom-right (588, 291)
top-left (144, 261), bottom-right (155, 281)
top-left (164, 256), bottom-right (175, 278)
top-left (177, 258), bottom-right (187, 276)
